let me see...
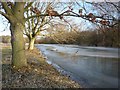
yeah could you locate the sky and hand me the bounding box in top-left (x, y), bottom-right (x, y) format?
top-left (0, 1), bottom-right (119, 36)
top-left (0, 15), bottom-right (10, 36)
top-left (0, 1), bottom-right (90, 36)
top-left (5, 0), bottom-right (120, 2)
top-left (85, 0), bottom-right (120, 2)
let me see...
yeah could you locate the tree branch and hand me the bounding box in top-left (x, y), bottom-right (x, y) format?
top-left (1, 2), bottom-right (12, 15)
top-left (0, 10), bottom-right (9, 19)
top-left (24, 2), bottom-right (33, 11)
top-left (25, 7), bottom-right (118, 28)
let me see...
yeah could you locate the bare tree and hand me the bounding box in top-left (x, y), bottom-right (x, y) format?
top-left (24, 2), bottom-right (53, 50)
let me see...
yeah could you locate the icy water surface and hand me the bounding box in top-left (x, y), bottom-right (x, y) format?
top-left (36, 44), bottom-right (119, 88)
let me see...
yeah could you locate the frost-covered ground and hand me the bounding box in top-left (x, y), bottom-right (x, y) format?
top-left (2, 44), bottom-right (80, 88)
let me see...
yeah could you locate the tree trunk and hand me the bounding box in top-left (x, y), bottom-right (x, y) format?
top-left (10, 23), bottom-right (27, 69)
top-left (28, 38), bottom-right (35, 50)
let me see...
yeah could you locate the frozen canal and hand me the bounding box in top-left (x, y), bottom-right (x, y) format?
top-left (36, 44), bottom-right (119, 88)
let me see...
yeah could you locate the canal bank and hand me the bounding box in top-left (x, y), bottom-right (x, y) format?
top-left (2, 44), bottom-right (80, 88)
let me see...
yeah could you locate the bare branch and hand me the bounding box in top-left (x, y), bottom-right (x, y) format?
top-left (1, 2), bottom-right (12, 15)
top-left (24, 2), bottom-right (33, 11)
top-left (0, 10), bottom-right (9, 19)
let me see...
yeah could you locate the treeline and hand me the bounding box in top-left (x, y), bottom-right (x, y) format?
top-left (37, 26), bottom-right (119, 48)
top-left (0, 36), bottom-right (29, 44)
top-left (0, 35), bottom-right (11, 43)
top-left (1, 26), bottom-right (119, 48)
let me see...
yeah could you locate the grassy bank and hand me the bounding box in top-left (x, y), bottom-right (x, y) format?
top-left (2, 44), bottom-right (80, 88)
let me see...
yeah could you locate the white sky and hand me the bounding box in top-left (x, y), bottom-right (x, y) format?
top-left (2, 0), bottom-right (119, 2)
top-left (85, 0), bottom-right (120, 2)
top-left (0, 15), bottom-right (10, 36)
top-left (0, 0), bottom-right (119, 36)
